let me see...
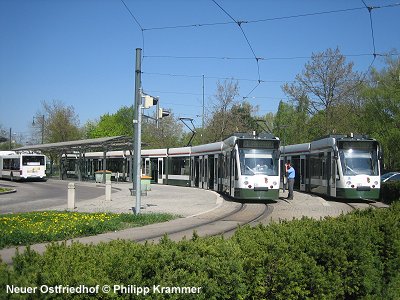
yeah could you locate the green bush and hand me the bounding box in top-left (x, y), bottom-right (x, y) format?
top-left (1, 204), bottom-right (399, 299)
top-left (380, 181), bottom-right (400, 204)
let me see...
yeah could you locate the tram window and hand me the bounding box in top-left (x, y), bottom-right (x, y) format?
top-left (238, 149), bottom-right (278, 176)
top-left (339, 149), bottom-right (378, 176)
top-left (169, 157), bottom-right (190, 175)
top-left (310, 156), bottom-right (322, 179)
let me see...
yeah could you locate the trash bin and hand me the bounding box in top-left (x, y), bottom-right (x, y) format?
top-left (141, 176), bottom-right (152, 191)
top-left (95, 170), bottom-right (112, 183)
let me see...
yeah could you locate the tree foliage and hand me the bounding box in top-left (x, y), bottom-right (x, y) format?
top-left (278, 48), bottom-right (399, 170)
top-left (282, 48), bottom-right (361, 135)
top-left (36, 100), bottom-right (81, 143)
top-left (361, 56), bottom-right (400, 170)
top-left (142, 111), bottom-right (184, 149)
top-left (84, 105), bottom-right (184, 149)
top-left (273, 100), bottom-right (310, 145)
top-left (85, 106), bottom-right (133, 138)
top-left (203, 80), bottom-right (259, 143)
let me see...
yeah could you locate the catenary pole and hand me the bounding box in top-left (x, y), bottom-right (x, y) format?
top-left (202, 74), bottom-right (205, 142)
top-left (133, 48), bottom-right (142, 214)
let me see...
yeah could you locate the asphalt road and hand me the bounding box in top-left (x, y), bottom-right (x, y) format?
top-left (0, 179), bottom-right (110, 214)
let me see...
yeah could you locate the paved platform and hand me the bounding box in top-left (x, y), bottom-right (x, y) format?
top-left (47, 181), bottom-right (375, 221)
top-left (47, 182), bottom-right (223, 217)
top-left (46, 181), bottom-right (387, 221)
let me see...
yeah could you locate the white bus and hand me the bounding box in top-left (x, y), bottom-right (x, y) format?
top-left (0, 151), bottom-right (46, 181)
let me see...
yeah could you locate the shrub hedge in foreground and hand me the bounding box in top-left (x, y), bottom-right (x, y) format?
top-left (1, 204), bottom-right (399, 299)
top-left (380, 181), bottom-right (400, 204)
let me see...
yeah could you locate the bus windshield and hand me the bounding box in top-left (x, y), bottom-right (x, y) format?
top-left (339, 149), bottom-right (378, 176)
top-left (239, 149), bottom-right (278, 176)
top-left (22, 155), bottom-right (45, 166)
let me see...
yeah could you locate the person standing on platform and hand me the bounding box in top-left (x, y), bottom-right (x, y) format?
top-left (286, 162), bottom-right (295, 200)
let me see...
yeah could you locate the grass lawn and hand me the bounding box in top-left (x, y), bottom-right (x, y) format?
top-left (0, 211), bottom-right (177, 249)
top-left (0, 187), bottom-right (12, 193)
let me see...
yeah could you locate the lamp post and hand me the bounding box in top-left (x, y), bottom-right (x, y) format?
top-left (32, 115), bottom-right (45, 144)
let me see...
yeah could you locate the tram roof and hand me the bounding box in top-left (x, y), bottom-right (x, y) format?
top-left (13, 136), bottom-right (135, 153)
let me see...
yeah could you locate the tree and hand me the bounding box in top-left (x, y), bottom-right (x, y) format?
top-left (0, 125), bottom-right (10, 150)
top-left (361, 56), bottom-right (400, 170)
top-left (142, 111), bottom-right (184, 148)
top-left (36, 100), bottom-right (81, 143)
top-left (85, 105), bottom-right (184, 148)
top-left (204, 80), bottom-right (259, 142)
top-left (273, 99), bottom-right (311, 145)
top-left (85, 106), bottom-right (134, 138)
top-left (282, 47), bottom-right (361, 135)
top-left (32, 100), bottom-right (81, 175)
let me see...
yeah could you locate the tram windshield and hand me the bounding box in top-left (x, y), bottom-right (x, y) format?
top-left (239, 149), bottom-right (279, 176)
top-left (339, 144), bottom-right (379, 176)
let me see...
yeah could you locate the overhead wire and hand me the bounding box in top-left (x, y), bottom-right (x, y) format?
top-left (123, 1), bottom-right (400, 117)
top-left (120, 0), bottom-right (145, 59)
top-left (143, 53), bottom-right (392, 61)
top-left (360, 0), bottom-right (379, 84)
top-left (211, 0), bottom-right (261, 99)
top-left (141, 3), bottom-right (400, 31)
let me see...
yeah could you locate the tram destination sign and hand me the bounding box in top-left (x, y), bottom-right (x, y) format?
top-left (339, 141), bottom-right (374, 150)
top-left (239, 139), bottom-right (276, 149)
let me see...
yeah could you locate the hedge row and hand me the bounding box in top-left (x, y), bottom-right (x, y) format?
top-left (381, 181), bottom-right (400, 204)
top-left (1, 204), bottom-right (399, 299)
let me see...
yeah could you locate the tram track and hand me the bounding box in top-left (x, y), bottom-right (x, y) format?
top-left (135, 200), bottom-right (273, 244)
top-left (344, 199), bottom-right (388, 211)
top-left (218, 204), bottom-right (273, 238)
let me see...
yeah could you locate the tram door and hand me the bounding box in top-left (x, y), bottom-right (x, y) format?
top-left (193, 157), bottom-right (200, 187)
top-left (230, 150), bottom-right (236, 196)
top-left (292, 156), bottom-right (301, 190)
top-left (204, 156), bottom-right (208, 190)
top-left (143, 158), bottom-right (150, 177)
top-left (209, 155), bottom-right (214, 190)
top-left (215, 156), bottom-right (220, 191)
top-left (199, 157), bottom-right (204, 189)
top-left (329, 154), bottom-right (337, 197)
top-left (190, 157), bottom-right (195, 187)
top-left (157, 158), bottom-right (163, 184)
top-left (300, 155), bottom-right (306, 191)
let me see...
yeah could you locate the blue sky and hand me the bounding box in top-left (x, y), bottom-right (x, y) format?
top-left (1, 0), bottom-right (399, 143)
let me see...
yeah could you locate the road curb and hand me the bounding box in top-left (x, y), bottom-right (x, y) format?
top-left (0, 188), bottom-right (17, 195)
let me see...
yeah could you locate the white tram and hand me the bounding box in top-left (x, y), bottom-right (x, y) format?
top-left (281, 134), bottom-right (381, 200)
top-left (63, 133), bottom-right (281, 201)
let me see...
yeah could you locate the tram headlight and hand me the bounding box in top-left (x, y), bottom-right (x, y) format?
top-left (273, 181), bottom-right (277, 186)
top-left (374, 181), bottom-right (378, 185)
top-left (346, 181), bottom-right (351, 186)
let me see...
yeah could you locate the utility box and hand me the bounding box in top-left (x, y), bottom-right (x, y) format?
top-left (141, 175), bottom-right (152, 191)
top-left (95, 170), bottom-right (112, 183)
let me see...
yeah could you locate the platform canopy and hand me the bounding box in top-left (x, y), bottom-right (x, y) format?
top-left (13, 136), bottom-right (134, 153)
